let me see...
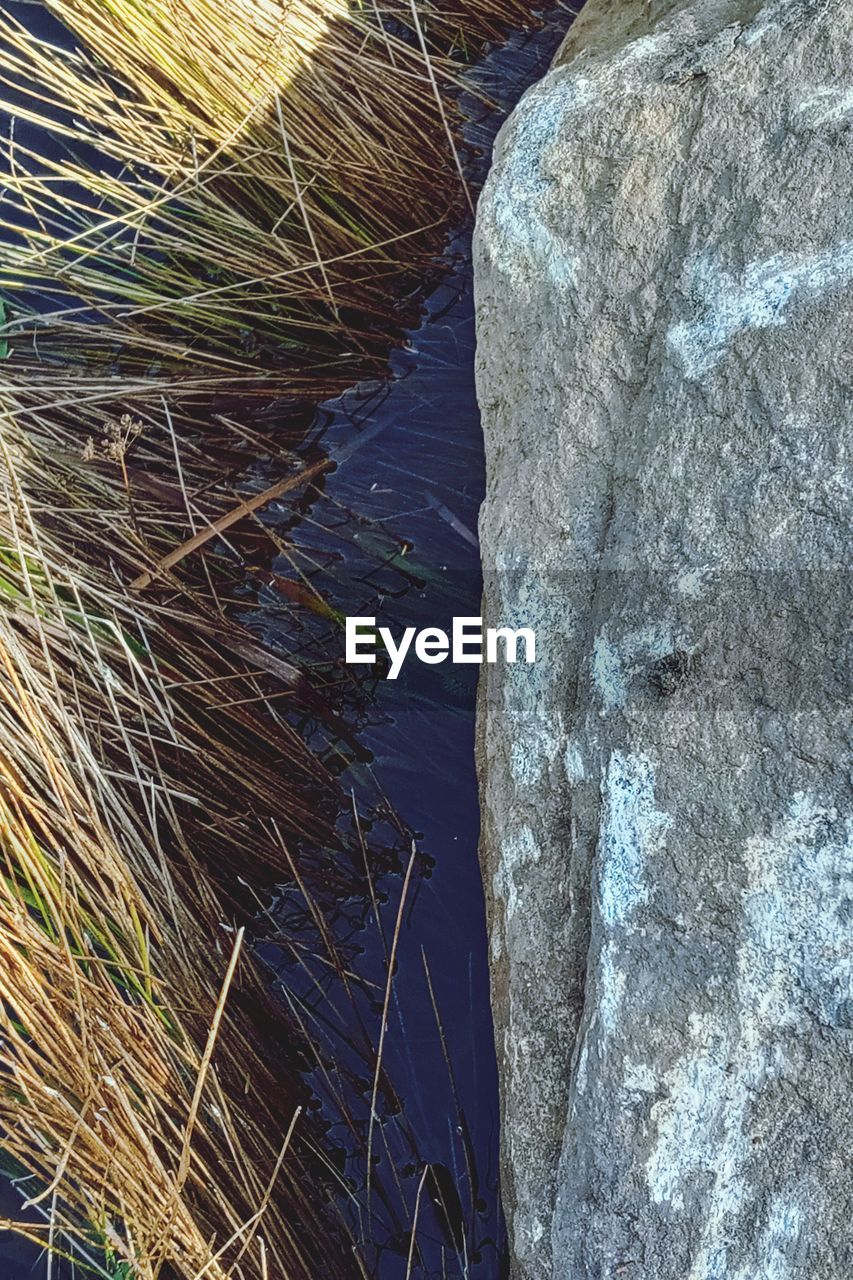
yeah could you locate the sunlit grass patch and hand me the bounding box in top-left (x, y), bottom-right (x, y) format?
top-left (0, 0), bottom-right (531, 398)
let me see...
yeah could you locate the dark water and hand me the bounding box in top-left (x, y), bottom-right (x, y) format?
top-left (0, 4), bottom-right (580, 1276)
top-left (248, 13), bottom-right (578, 1276)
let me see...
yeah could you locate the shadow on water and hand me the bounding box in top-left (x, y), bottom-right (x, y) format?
top-left (0, 3), bottom-right (580, 1276)
top-left (246, 12), bottom-right (578, 1276)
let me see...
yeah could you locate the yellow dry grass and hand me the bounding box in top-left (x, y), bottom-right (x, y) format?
top-left (0, 0), bottom-right (540, 1273)
top-left (0, 390), bottom-right (362, 1278)
top-left (0, 0), bottom-right (530, 391)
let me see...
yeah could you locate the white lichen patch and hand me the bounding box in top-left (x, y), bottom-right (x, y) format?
top-left (646, 1013), bottom-right (735, 1214)
top-left (478, 26), bottom-right (679, 299)
top-left (592, 622), bottom-right (675, 713)
top-left (513, 1210), bottom-right (545, 1271)
top-left (598, 939), bottom-right (628, 1037)
top-left (794, 84), bottom-right (853, 128)
top-left (592, 632), bottom-right (627, 713)
top-left (622, 1059), bottom-right (658, 1095)
top-left (563, 737), bottom-right (586, 785)
top-left (599, 751), bottom-right (673, 927)
top-left (732, 1193), bottom-right (805, 1280)
top-left (492, 823), bottom-right (540, 921)
top-left (565, 753), bottom-right (673, 1100)
top-left (676, 567), bottom-right (711, 598)
top-left (742, 792), bottom-right (853, 1032)
top-left (572, 1036), bottom-right (590, 1103)
top-left (743, 7), bottom-right (780, 46)
top-left (645, 792), bottom-right (851, 1278)
top-left (669, 243), bottom-right (853, 378)
top-left (480, 76), bottom-right (587, 299)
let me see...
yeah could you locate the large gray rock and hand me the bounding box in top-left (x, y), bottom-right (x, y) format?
top-left (473, 2), bottom-right (853, 1277)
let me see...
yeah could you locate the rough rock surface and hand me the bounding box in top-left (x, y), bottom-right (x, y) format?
top-left (473, 1), bottom-right (853, 1277)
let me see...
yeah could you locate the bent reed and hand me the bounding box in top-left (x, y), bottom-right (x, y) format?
top-left (0, 0), bottom-right (537, 1275)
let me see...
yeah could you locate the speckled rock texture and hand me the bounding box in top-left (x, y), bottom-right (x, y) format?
top-left (473, 1), bottom-right (853, 1277)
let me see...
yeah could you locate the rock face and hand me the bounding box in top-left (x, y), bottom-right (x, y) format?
top-left (473, 2), bottom-right (853, 1277)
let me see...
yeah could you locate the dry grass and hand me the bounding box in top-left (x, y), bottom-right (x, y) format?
top-left (0, 0), bottom-right (531, 398)
top-left (0, 0), bottom-right (541, 1274)
top-left (0, 385), bottom-right (376, 1279)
